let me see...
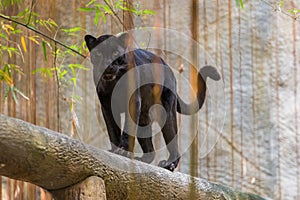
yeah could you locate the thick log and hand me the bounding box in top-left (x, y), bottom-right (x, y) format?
top-left (0, 114), bottom-right (265, 200)
top-left (51, 176), bottom-right (106, 200)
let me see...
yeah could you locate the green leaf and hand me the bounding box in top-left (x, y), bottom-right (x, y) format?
top-left (42, 41), bottom-right (48, 62)
top-left (69, 63), bottom-right (89, 70)
top-left (100, 11), bottom-right (107, 23)
top-left (10, 86), bottom-right (18, 103)
top-left (141, 9), bottom-right (156, 15)
top-left (1, 46), bottom-right (19, 58)
top-left (69, 45), bottom-right (83, 55)
top-left (32, 67), bottom-right (53, 79)
top-left (0, 33), bottom-right (8, 40)
top-left (0, 68), bottom-right (13, 86)
top-left (3, 85), bottom-right (29, 103)
top-left (1, 0), bottom-right (24, 9)
top-left (14, 87), bottom-right (29, 100)
top-left (235, 0), bottom-right (244, 9)
top-left (58, 69), bottom-right (68, 79)
top-left (86, 0), bottom-right (97, 6)
top-left (288, 8), bottom-right (300, 14)
top-left (11, 29), bottom-right (22, 34)
top-left (48, 18), bottom-right (58, 27)
top-left (68, 65), bottom-right (76, 77)
top-left (95, 4), bottom-right (113, 14)
top-left (278, 0), bottom-right (284, 8)
top-left (239, 0), bottom-right (244, 9)
top-left (61, 27), bottom-right (84, 33)
top-left (94, 9), bottom-right (100, 25)
top-left (78, 7), bottom-right (95, 12)
top-left (70, 77), bottom-right (77, 86)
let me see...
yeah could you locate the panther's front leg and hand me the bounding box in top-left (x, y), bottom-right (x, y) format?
top-left (101, 105), bottom-right (122, 152)
top-left (119, 92), bottom-right (141, 155)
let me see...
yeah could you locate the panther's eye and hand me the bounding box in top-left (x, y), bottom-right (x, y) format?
top-left (112, 50), bottom-right (119, 57)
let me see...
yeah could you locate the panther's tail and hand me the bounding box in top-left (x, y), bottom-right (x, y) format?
top-left (176, 65), bottom-right (220, 115)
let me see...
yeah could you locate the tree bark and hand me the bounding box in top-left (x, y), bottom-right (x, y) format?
top-left (51, 176), bottom-right (106, 200)
top-left (0, 114), bottom-right (265, 200)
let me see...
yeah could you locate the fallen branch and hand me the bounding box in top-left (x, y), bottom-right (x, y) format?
top-left (0, 114), bottom-right (265, 199)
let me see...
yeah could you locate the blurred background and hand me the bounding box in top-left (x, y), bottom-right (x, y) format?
top-left (0, 0), bottom-right (299, 199)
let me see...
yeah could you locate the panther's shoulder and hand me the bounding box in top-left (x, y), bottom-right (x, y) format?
top-left (133, 48), bottom-right (166, 66)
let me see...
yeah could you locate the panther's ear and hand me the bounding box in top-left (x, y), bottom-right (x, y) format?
top-left (85, 35), bottom-right (96, 51)
top-left (118, 32), bottom-right (129, 47)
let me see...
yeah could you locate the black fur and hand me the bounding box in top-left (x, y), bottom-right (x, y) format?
top-left (85, 33), bottom-right (220, 171)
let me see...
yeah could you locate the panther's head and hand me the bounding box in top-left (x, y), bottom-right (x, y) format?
top-left (85, 33), bottom-right (129, 83)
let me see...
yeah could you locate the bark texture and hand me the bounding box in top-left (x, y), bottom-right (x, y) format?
top-left (51, 176), bottom-right (106, 200)
top-left (0, 114), bottom-right (265, 200)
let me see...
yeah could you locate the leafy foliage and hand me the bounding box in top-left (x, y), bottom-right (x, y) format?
top-left (0, 0), bottom-right (155, 111)
top-left (0, 0), bottom-right (24, 9)
top-left (79, 0), bottom-right (155, 26)
top-left (0, 14), bottom-right (29, 102)
top-left (0, 0), bottom-right (156, 104)
top-left (235, 0), bottom-right (244, 9)
top-left (0, 2), bottom-right (89, 102)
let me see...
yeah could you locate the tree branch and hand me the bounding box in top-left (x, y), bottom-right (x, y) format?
top-left (0, 14), bottom-right (87, 59)
top-left (0, 114), bottom-right (265, 200)
top-left (103, 0), bottom-right (126, 29)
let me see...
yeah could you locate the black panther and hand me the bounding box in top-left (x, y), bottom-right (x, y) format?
top-left (85, 33), bottom-right (220, 171)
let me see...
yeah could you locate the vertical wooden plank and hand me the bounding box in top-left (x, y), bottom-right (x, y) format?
top-left (249, 1), bottom-right (258, 191)
top-left (18, 180), bottom-right (24, 200)
top-left (0, 32), bottom-right (4, 195)
top-left (0, 79), bottom-right (2, 114)
top-left (292, 15), bottom-right (299, 199)
top-left (213, 0), bottom-right (220, 183)
top-left (123, 0), bottom-right (134, 32)
top-left (51, 0), bottom-right (58, 134)
top-left (152, 0), bottom-right (167, 168)
top-left (79, 0), bottom-right (88, 143)
top-left (122, 2), bottom-right (137, 200)
top-left (202, 0), bottom-right (211, 181)
top-left (10, 4), bottom-right (18, 199)
top-left (40, 188), bottom-right (52, 200)
top-left (189, 2), bottom-right (199, 199)
top-left (274, 9), bottom-right (282, 200)
top-left (7, 179), bottom-right (12, 200)
top-left (238, 5), bottom-right (244, 191)
top-left (27, 0), bottom-right (37, 198)
top-left (13, 180), bottom-right (17, 199)
top-left (0, 176), bottom-right (2, 200)
top-left (250, 2), bottom-right (258, 193)
top-left (27, 184), bottom-right (37, 200)
top-left (123, 0), bottom-right (135, 153)
top-left (227, 0), bottom-right (235, 188)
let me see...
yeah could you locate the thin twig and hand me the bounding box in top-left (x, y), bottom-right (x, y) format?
top-left (103, 0), bottom-right (127, 30)
top-left (261, 0), bottom-right (299, 21)
top-left (0, 14), bottom-right (87, 58)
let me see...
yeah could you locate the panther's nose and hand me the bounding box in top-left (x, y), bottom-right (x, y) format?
top-left (102, 74), bottom-right (117, 81)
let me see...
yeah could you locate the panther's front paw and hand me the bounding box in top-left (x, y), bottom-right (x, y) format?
top-left (158, 160), bottom-right (176, 172)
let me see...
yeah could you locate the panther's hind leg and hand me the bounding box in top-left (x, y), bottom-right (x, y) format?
top-left (158, 93), bottom-right (181, 172)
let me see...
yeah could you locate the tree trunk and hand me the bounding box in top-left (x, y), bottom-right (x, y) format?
top-left (0, 114), bottom-right (265, 200)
